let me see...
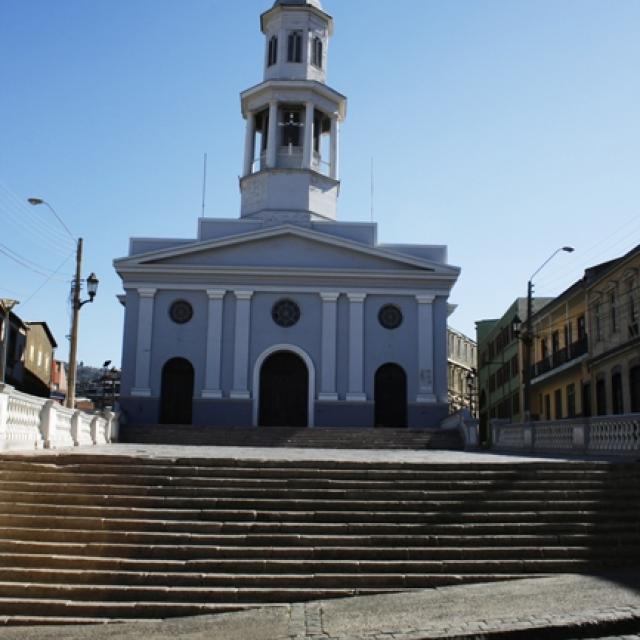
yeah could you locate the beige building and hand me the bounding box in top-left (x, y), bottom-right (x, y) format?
top-left (586, 244), bottom-right (640, 415)
top-left (447, 327), bottom-right (477, 416)
top-left (23, 322), bottom-right (57, 398)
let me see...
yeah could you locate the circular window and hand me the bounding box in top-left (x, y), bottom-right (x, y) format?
top-left (378, 304), bottom-right (403, 330)
top-left (272, 299), bottom-right (301, 328)
top-left (169, 300), bottom-right (193, 324)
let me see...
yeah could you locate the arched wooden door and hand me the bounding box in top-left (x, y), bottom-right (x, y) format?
top-left (374, 363), bottom-right (407, 428)
top-left (259, 351), bottom-right (308, 427)
top-left (160, 358), bottom-right (194, 425)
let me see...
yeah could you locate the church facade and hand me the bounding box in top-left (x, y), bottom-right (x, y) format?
top-left (114, 0), bottom-right (460, 429)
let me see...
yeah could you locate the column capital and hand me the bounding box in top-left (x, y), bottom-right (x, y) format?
top-left (234, 290), bottom-right (254, 301)
top-left (347, 292), bottom-right (367, 303)
top-left (207, 289), bottom-right (226, 300)
top-left (137, 288), bottom-right (157, 299)
top-left (320, 292), bottom-right (340, 302)
top-left (416, 294), bottom-right (436, 305)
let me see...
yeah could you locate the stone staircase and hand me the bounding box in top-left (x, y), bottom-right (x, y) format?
top-left (0, 453), bottom-right (638, 625)
top-left (119, 425), bottom-right (464, 450)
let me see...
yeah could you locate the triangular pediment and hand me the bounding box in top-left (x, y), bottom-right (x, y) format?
top-left (115, 225), bottom-right (458, 276)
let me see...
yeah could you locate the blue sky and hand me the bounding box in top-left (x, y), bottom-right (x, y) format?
top-left (1, 0), bottom-right (639, 367)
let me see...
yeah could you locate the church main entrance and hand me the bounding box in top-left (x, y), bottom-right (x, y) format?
top-left (160, 358), bottom-right (194, 425)
top-left (374, 363), bottom-right (407, 428)
top-left (259, 351), bottom-right (309, 427)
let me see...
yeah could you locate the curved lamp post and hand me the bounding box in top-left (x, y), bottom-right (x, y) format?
top-left (523, 246), bottom-right (574, 421)
top-left (28, 198), bottom-right (98, 409)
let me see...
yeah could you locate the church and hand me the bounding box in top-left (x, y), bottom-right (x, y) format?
top-left (114, 0), bottom-right (460, 429)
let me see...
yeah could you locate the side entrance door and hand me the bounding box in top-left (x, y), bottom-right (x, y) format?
top-left (160, 358), bottom-right (194, 425)
top-left (374, 363), bottom-right (407, 428)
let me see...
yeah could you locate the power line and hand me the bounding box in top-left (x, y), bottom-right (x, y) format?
top-left (0, 184), bottom-right (77, 253)
top-left (0, 241), bottom-right (72, 279)
top-left (19, 251), bottom-right (75, 310)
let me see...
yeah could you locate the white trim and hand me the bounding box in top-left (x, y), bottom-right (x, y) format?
top-left (252, 344), bottom-right (316, 427)
top-left (114, 223), bottom-right (455, 274)
top-left (124, 283), bottom-right (443, 296)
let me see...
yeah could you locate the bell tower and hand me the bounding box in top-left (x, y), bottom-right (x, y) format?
top-left (240, 0), bottom-right (347, 223)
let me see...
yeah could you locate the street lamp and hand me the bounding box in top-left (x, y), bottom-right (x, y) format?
top-left (28, 198), bottom-right (98, 409)
top-left (523, 246), bottom-right (574, 421)
top-left (0, 299), bottom-right (19, 384)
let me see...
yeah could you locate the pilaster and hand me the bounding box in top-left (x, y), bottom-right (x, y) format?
top-left (230, 291), bottom-right (254, 400)
top-left (266, 101), bottom-right (278, 168)
top-left (416, 294), bottom-right (436, 403)
top-left (346, 292), bottom-right (367, 402)
top-left (132, 288), bottom-right (156, 397)
top-left (243, 112), bottom-right (255, 176)
top-left (202, 290), bottom-right (226, 399)
top-left (330, 115), bottom-right (339, 179)
top-left (318, 292), bottom-right (339, 401)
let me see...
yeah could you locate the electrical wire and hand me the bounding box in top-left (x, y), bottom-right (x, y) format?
top-left (0, 184), bottom-right (77, 254)
top-left (19, 251), bottom-right (75, 310)
top-left (0, 241), bottom-right (73, 279)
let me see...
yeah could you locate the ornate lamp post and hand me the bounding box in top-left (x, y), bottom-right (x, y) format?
top-left (523, 247), bottom-right (574, 421)
top-left (27, 198), bottom-right (99, 408)
top-left (0, 299), bottom-right (19, 384)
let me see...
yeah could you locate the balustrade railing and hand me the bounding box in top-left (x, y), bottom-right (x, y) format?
top-left (492, 413), bottom-right (640, 455)
top-left (0, 383), bottom-right (118, 452)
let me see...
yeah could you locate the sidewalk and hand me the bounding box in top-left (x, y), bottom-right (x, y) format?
top-left (2, 568), bottom-right (639, 640)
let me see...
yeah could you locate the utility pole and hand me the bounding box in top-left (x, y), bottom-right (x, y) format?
top-left (66, 238), bottom-right (83, 409)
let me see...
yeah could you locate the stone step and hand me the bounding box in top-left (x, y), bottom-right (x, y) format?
top-left (3, 481), bottom-right (639, 502)
top-left (0, 552), bottom-right (611, 575)
top-left (0, 569), bottom-right (535, 590)
top-left (1, 513), bottom-right (637, 536)
top-left (2, 527), bottom-right (639, 550)
top-left (0, 597), bottom-right (269, 619)
top-left (119, 425), bottom-right (463, 450)
top-left (2, 490), bottom-right (636, 514)
top-left (0, 539), bottom-right (634, 563)
top-left (2, 501), bottom-right (636, 525)
top-left (3, 455), bottom-right (635, 474)
top-left (1, 470), bottom-right (630, 491)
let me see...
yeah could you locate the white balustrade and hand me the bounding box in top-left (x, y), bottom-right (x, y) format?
top-left (533, 423), bottom-right (574, 450)
top-left (491, 414), bottom-right (640, 456)
top-left (0, 384), bottom-right (119, 452)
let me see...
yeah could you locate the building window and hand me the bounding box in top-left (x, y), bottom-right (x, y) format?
top-left (596, 377), bottom-right (607, 415)
top-left (37, 350), bottom-right (42, 367)
top-left (610, 292), bottom-right (617, 333)
top-left (268, 35), bottom-right (278, 66)
top-left (595, 304), bottom-right (602, 341)
top-left (169, 300), bottom-right (193, 324)
top-left (544, 394), bottom-right (551, 420)
top-left (567, 383), bottom-right (576, 418)
top-left (281, 108), bottom-right (302, 147)
top-left (378, 304), bottom-right (403, 330)
top-left (611, 371), bottom-right (623, 414)
top-left (272, 299), bottom-right (301, 328)
top-left (29, 345), bottom-right (35, 362)
top-left (311, 36), bottom-right (323, 68)
top-left (287, 31), bottom-right (303, 62)
top-left (554, 388), bottom-right (562, 419)
top-left (577, 315), bottom-right (586, 341)
top-left (512, 393), bottom-right (520, 415)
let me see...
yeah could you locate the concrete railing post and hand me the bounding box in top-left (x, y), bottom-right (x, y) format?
top-left (40, 400), bottom-right (57, 449)
top-left (523, 423), bottom-right (533, 449)
top-left (0, 384), bottom-right (11, 450)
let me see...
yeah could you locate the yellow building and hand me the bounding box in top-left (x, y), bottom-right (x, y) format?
top-left (528, 277), bottom-right (590, 421)
top-left (586, 244), bottom-right (640, 415)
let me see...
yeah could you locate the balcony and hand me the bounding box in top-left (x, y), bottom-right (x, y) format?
top-left (531, 336), bottom-right (588, 380)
